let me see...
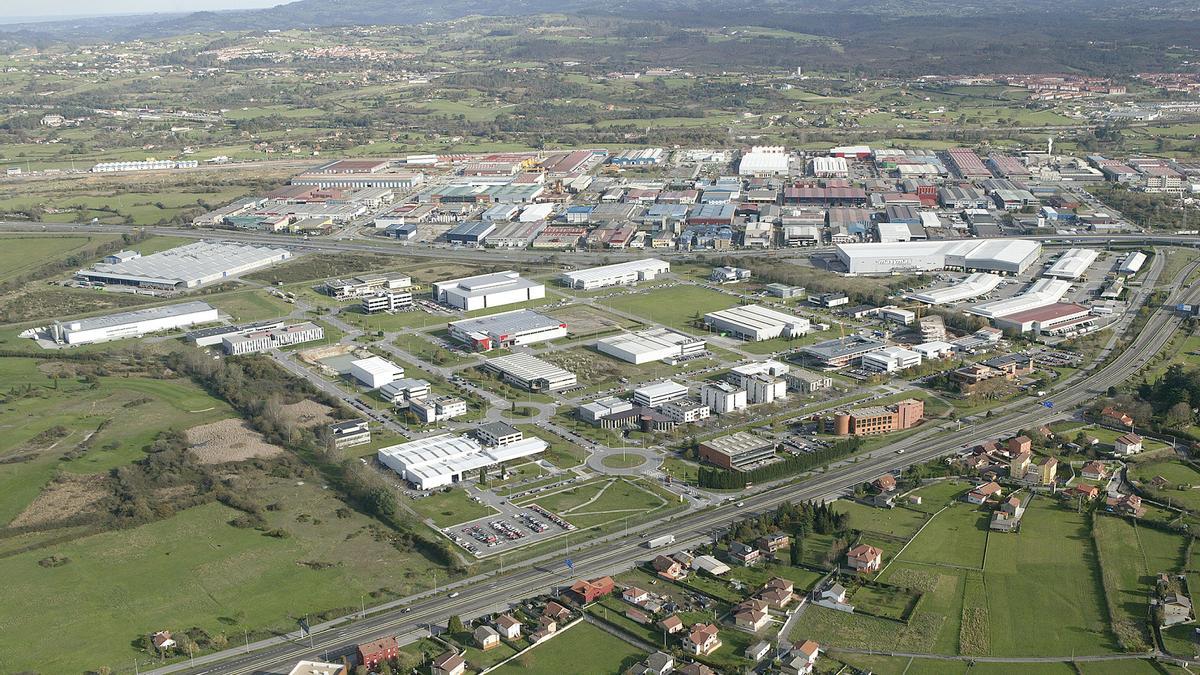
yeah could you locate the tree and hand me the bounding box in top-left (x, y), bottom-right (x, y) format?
top-left (447, 614), bottom-right (465, 634)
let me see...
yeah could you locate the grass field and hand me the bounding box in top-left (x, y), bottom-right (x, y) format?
top-left (0, 477), bottom-right (445, 673)
top-left (1128, 459), bottom-right (1200, 512)
top-left (407, 488), bottom-right (497, 527)
top-left (602, 285), bottom-right (738, 333)
top-left (1093, 513), bottom-right (1186, 652)
top-left (897, 503), bottom-right (989, 569)
top-left (206, 290), bottom-right (294, 323)
top-left (0, 234), bottom-right (114, 284)
top-left (492, 620), bottom-right (645, 675)
top-left (833, 500), bottom-right (929, 539)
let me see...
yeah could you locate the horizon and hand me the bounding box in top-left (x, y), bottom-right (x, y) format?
top-left (0, 1), bottom-right (284, 25)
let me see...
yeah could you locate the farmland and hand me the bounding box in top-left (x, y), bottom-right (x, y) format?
top-left (491, 621), bottom-right (645, 675)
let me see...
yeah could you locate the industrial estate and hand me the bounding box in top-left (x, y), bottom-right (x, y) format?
top-left (3, 2), bottom-right (1200, 675)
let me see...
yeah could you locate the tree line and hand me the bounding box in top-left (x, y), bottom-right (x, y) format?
top-left (697, 436), bottom-right (865, 489)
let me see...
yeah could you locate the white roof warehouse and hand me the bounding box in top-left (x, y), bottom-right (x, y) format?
top-left (559, 258), bottom-right (670, 290)
top-left (377, 433), bottom-right (548, 490)
top-left (703, 304), bottom-right (811, 342)
top-left (835, 240), bottom-right (1041, 276)
top-left (77, 241), bottom-right (291, 289)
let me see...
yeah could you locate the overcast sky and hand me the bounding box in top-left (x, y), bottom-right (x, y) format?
top-left (3, 0), bottom-right (283, 21)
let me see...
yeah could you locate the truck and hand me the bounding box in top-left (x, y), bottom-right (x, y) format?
top-left (644, 534), bottom-right (675, 549)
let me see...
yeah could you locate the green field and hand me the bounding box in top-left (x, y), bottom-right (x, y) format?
top-left (1128, 459), bottom-right (1200, 512)
top-left (206, 290), bottom-right (295, 323)
top-left (897, 503), bottom-right (989, 569)
top-left (0, 234), bottom-right (114, 284)
top-left (602, 285), bottom-right (738, 333)
top-left (407, 488), bottom-right (497, 527)
top-left (833, 500), bottom-right (929, 539)
top-left (1093, 513), bottom-right (1187, 652)
top-left (492, 620), bottom-right (645, 675)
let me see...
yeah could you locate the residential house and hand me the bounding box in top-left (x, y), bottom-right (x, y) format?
top-left (623, 587), bottom-right (650, 605)
top-left (966, 481), bottom-right (1002, 504)
top-left (873, 474), bottom-right (897, 493)
top-left (675, 663), bottom-right (718, 675)
top-left (816, 582), bottom-right (848, 604)
top-left (729, 541), bottom-right (762, 566)
top-left (758, 578), bottom-right (795, 609)
top-left (1157, 575), bottom-right (1195, 627)
top-left (543, 600), bottom-right (572, 623)
top-left (1102, 406), bottom-right (1134, 427)
top-left (781, 640), bottom-right (821, 675)
top-left (1068, 483), bottom-right (1100, 500)
top-left (1081, 461), bottom-right (1109, 480)
top-left (495, 614), bottom-right (522, 640)
top-left (1010, 452), bottom-right (1032, 479)
top-left (1114, 433), bottom-right (1143, 456)
top-left (683, 623), bottom-right (722, 656)
top-left (152, 631), bottom-right (176, 652)
top-left (1009, 435), bottom-right (1033, 455)
top-left (1038, 457), bottom-right (1059, 485)
top-left (356, 636), bottom-right (398, 669)
top-left (756, 532), bottom-right (790, 557)
top-left (1107, 493), bottom-right (1146, 517)
top-left (659, 614), bottom-right (684, 634)
top-left (431, 650), bottom-right (466, 675)
top-left (632, 652), bottom-right (675, 675)
top-left (734, 607), bottom-right (771, 632)
top-left (473, 625), bottom-right (500, 651)
top-left (569, 576), bottom-right (614, 603)
top-left (990, 496), bottom-right (1026, 532)
top-left (746, 640), bottom-right (772, 662)
top-left (653, 554), bottom-right (687, 580)
top-left (846, 544), bottom-right (883, 573)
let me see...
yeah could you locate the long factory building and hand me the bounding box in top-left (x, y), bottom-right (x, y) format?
top-left (483, 353), bottom-right (577, 392)
top-left (77, 241), bottom-right (291, 290)
top-left (558, 258), bottom-right (670, 290)
top-left (47, 301), bottom-right (219, 345)
top-left (703, 304), bottom-right (810, 342)
top-left (1043, 248), bottom-right (1099, 280)
top-left (907, 272), bottom-right (1002, 305)
top-left (433, 271), bottom-right (545, 311)
top-left (966, 278), bottom-right (1073, 319)
top-left (835, 240), bottom-right (1041, 276)
top-left (378, 433), bottom-right (548, 490)
top-left (595, 327), bottom-right (707, 364)
top-left (447, 309), bottom-right (567, 351)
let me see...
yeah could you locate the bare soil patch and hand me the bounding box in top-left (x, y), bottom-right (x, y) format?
top-left (186, 418), bottom-right (284, 464)
top-left (10, 474), bottom-right (109, 528)
top-left (297, 343), bottom-right (354, 365)
top-left (279, 400), bottom-right (334, 428)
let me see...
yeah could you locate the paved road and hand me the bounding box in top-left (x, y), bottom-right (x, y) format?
top-left (146, 249), bottom-right (1200, 675)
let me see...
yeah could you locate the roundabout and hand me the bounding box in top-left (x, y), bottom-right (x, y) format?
top-left (587, 446), bottom-right (661, 475)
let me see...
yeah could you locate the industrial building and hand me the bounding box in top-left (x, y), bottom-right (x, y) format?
top-left (444, 220), bottom-right (496, 245)
top-left (594, 328), bottom-right (706, 365)
top-left (77, 241), bottom-right (291, 290)
top-left (703, 305), bottom-right (810, 342)
top-left (447, 310), bottom-right (566, 351)
top-left (785, 369), bottom-right (834, 393)
top-left (329, 420), bottom-right (371, 450)
top-left (800, 335), bottom-right (886, 368)
top-left (558, 259), bottom-right (670, 290)
top-left (377, 433), bottom-right (547, 490)
top-left (832, 399), bottom-right (924, 436)
top-left (433, 271), bottom-right (545, 311)
top-left (699, 432), bottom-right (776, 470)
top-left (483, 353), bottom-right (577, 392)
top-left (1043, 248), bottom-right (1099, 280)
top-left (701, 381), bottom-right (748, 414)
top-left (44, 301), bottom-right (219, 346)
top-left (907, 273), bottom-right (1002, 305)
top-left (222, 322), bottom-right (324, 355)
top-left (861, 346), bottom-right (923, 373)
top-left (326, 273), bottom-right (412, 300)
top-left (835, 240), bottom-right (1041, 276)
top-left (739, 146), bottom-right (791, 177)
top-left (186, 319), bottom-right (285, 347)
top-left (410, 396), bottom-right (468, 424)
top-left (991, 303), bottom-right (1096, 335)
top-left (610, 148), bottom-right (664, 166)
top-left (967, 278), bottom-right (1072, 319)
top-left (632, 380), bottom-right (689, 407)
top-left (1119, 252), bottom-right (1147, 275)
top-left (350, 356), bottom-right (404, 389)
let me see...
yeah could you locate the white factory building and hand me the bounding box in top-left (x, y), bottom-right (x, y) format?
top-left (861, 346), bottom-right (923, 373)
top-left (483, 353), bottom-right (577, 392)
top-left (1043, 248), bottom-right (1099, 280)
top-left (907, 273), bottom-right (1002, 305)
top-left (76, 241), bottom-right (291, 289)
top-left (377, 433), bottom-right (548, 490)
top-left (809, 156), bottom-right (850, 178)
top-left (632, 380), bottom-right (689, 407)
top-left (447, 310), bottom-right (567, 351)
top-left (222, 322), bottom-right (324, 355)
top-left (966, 278), bottom-right (1073, 319)
top-left (1119, 252), bottom-right (1147, 275)
top-left (558, 258), bottom-right (670, 290)
top-left (703, 305), bottom-right (811, 341)
top-left (738, 146), bottom-right (791, 176)
top-left (350, 356), bottom-right (405, 389)
top-left (433, 271), bottom-right (545, 311)
top-left (701, 381), bottom-right (748, 414)
top-left (45, 301), bottom-right (219, 346)
top-left (594, 327), bottom-right (706, 365)
top-left (835, 240), bottom-right (1041, 276)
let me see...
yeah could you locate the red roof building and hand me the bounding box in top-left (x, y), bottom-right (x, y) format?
top-left (569, 576), bottom-right (615, 603)
top-left (356, 636), bottom-right (398, 669)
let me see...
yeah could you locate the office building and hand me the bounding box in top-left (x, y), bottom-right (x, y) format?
top-left (325, 273), bottom-right (412, 300)
top-left (579, 397), bottom-right (635, 424)
top-left (559, 259), bottom-right (670, 290)
top-left (361, 290), bottom-right (414, 314)
top-left (222, 322), bottom-right (324, 355)
top-left (447, 310), bottom-right (566, 351)
top-left (808, 292), bottom-right (849, 308)
top-left (378, 433), bottom-right (548, 490)
top-left (832, 399), bottom-right (924, 436)
top-left (46, 301), bottom-right (219, 346)
top-left (329, 420), bottom-right (371, 449)
top-left (410, 396), bottom-right (468, 424)
top-left (699, 432), bottom-right (776, 470)
top-left (77, 241), bottom-right (291, 290)
top-left (877, 306), bottom-right (915, 325)
top-left (483, 353), bottom-right (577, 392)
top-left (349, 356), bottom-right (404, 389)
top-left (475, 422), bottom-right (523, 447)
top-left (661, 399), bottom-right (710, 424)
top-left (595, 328), bottom-right (706, 365)
top-left (701, 381), bottom-right (748, 414)
top-left (703, 305), bottom-right (810, 342)
top-left (784, 369), bottom-right (833, 394)
top-left (766, 284), bottom-right (802, 299)
top-left (633, 380), bottom-right (689, 407)
top-left (433, 271), bottom-right (545, 311)
top-left (379, 378), bottom-right (432, 407)
top-left (744, 375), bottom-right (787, 404)
top-left (861, 346), bottom-right (923, 373)
top-left (800, 335), bottom-right (886, 368)
top-left (710, 266), bottom-right (752, 283)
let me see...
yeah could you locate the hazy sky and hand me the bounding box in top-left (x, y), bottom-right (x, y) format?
top-left (3, 0), bottom-right (283, 20)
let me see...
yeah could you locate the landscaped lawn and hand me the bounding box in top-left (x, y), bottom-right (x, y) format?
top-left (602, 285), bottom-right (738, 333)
top-left (491, 620), bottom-right (645, 675)
top-left (407, 488), bottom-right (497, 527)
top-left (602, 454), bottom-right (647, 469)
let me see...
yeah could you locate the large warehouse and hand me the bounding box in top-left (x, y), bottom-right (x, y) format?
top-left (967, 278), bottom-right (1073, 319)
top-left (77, 241), bottom-right (291, 289)
top-left (738, 146), bottom-right (791, 177)
top-left (559, 258), bottom-right (670, 290)
top-left (46, 301), bottom-right (218, 345)
top-left (907, 272), bottom-right (1003, 305)
top-left (377, 433), bottom-right (548, 490)
top-left (1120, 252), bottom-right (1147, 275)
top-left (433, 271), bottom-right (545, 311)
top-left (703, 305), bottom-right (811, 342)
top-left (595, 327), bottom-right (707, 364)
top-left (991, 303), bottom-right (1096, 335)
top-left (835, 240), bottom-right (1041, 276)
top-left (483, 353), bottom-right (577, 391)
top-left (447, 309), bottom-right (566, 351)
top-left (1043, 248), bottom-right (1099, 280)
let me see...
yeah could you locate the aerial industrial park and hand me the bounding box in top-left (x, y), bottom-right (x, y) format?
top-left (4, 1), bottom-right (1200, 674)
